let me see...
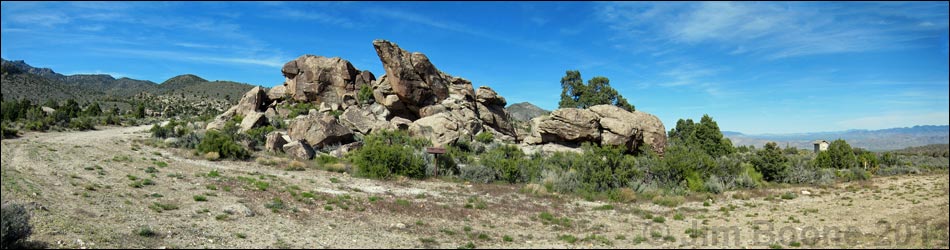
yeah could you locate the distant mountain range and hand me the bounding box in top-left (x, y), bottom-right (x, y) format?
top-left (506, 102), bottom-right (550, 121)
top-left (1, 58), bottom-right (255, 104)
top-left (725, 125), bottom-right (950, 151)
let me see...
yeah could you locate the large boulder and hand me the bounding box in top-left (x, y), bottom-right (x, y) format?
top-left (372, 40), bottom-right (450, 118)
top-left (238, 112), bottom-right (268, 133)
top-left (523, 105), bottom-right (667, 156)
top-left (283, 140), bottom-right (315, 160)
top-left (267, 85), bottom-right (288, 101)
top-left (207, 87), bottom-right (269, 130)
top-left (536, 108), bottom-right (601, 144)
top-left (287, 112), bottom-right (355, 150)
top-left (475, 86), bottom-right (516, 140)
top-left (339, 105), bottom-right (389, 135)
top-left (409, 112), bottom-right (479, 147)
top-left (265, 131), bottom-right (288, 153)
top-left (281, 55), bottom-right (373, 106)
top-left (590, 105), bottom-right (666, 155)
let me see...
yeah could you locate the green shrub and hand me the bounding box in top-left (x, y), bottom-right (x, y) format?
top-left (1, 203), bottom-right (32, 248)
top-left (350, 130), bottom-right (430, 180)
top-left (136, 227), bottom-right (157, 237)
top-left (357, 85), bottom-right (374, 105)
top-left (475, 131), bottom-right (494, 144)
top-left (754, 142), bottom-right (788, 182)
top-left (1, 124), bottom-right (18, 139)
top-left (480, 144), bottom-right (528, 183)
top-left (244, 125), bottom-right (275, 150)
top-left (460, 164), bottom-right (496, 184)
top-left (197, 130), bottom-right (249, 160)
top-left (735, 163), bottom-right (764, 189)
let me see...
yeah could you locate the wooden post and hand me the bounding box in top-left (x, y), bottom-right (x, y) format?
top-left (426, 147), bottom-right (446, 177)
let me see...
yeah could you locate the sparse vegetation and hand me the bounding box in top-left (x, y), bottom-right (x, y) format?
top-left (1, 203), bottom-right (32, 248)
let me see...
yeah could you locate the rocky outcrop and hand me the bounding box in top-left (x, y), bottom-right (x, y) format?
top-left (536, 108), bottom-right (601, 144)
top-left (475, 86), bottom-right (516, 140)
top-left (281, 55), bottom-right (373, 106)
top-left (207, 86), bottom-right (269, 130)
top-left (372, 40), bottom-right (450, 119)
top-left (589, 105), bottom-right (666, 155)
top-left (370, 39), bottom-right (518, 144)
top-left (206, 39), bottom-right (529, 158)
top-left (524, 105), bottom-right (667, 155)
top-left (287, 111), bottom-right (355, 150)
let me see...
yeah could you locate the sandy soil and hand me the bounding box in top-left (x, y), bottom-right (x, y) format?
top-left (2, 125), bottom-right (947, 249)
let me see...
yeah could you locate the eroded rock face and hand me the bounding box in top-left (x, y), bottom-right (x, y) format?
top-left (339, 105), bottom-right (389, 135)
top-left (238, 112), bottom-right (268, 133)
top-left (475, 86), bottom-right (516, 140)
top-left (590, 105), bottom-right (666, 155)
top-left (281, 55), bottom-right (373, 106)
top-left (537, 108), bottom-right (601, 143)
top-left (207, 87), bottom-right (269, 130)
top-left (523, 105), bottom-right (667, 156)
top-left (287, 112), bottom-right (355, 150)
top-left (372, 40), bottom-right (449, 117)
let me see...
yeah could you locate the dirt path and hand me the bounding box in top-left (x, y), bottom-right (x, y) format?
top-left (2, 125), bottom-right (948, 249)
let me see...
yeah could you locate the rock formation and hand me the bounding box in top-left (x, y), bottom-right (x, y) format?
top-left (523, 105), bottom-right (667, 155)
top-left (207, 39), bottom-right (670, 159)
top-left (281, 55), bottom-right (374, 106)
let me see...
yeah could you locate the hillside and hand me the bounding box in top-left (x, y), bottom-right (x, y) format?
top-left (506, 102), bottom-right (550, 121)
top-left (725, 125), bottom-right (950, 151)
top-left (1, 58), bottom-right (255, 105)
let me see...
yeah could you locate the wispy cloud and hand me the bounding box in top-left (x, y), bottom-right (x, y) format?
top-left (6, 13), bottom-right (70, 27)
top-left (597, 2), bottom-right (950, 59)
top-left (95, 48), bottom-right (286, 68)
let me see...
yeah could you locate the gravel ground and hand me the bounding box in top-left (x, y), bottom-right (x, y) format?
top-left (2, 125), bottom-right (947, 249)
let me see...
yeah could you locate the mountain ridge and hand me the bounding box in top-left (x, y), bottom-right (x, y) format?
top-left (725, 125), bottom-right (949, 151)
top-left (1, 58), bottom-right (255, 103)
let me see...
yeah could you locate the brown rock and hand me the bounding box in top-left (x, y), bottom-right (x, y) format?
top-left (267, 85), bottom-right (288, 101)
top-left (589, 105), bottom-right (666, 155)
top-left (475, 86), bottom-right (516, 140)
top-left (287, 112), bottom-right (355, 150)
top-left (238, 112), bottom-right (268, 133)
top-left (282, 140), bottom-right (315, 160)
top-left (265, 131), bottom-right (288, 153)
top-left (537, 108), bottom-right (601, 143)
top-left (281, 55), bottom-right (373, 106)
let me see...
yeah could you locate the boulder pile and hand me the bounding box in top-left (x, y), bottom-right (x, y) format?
top-left (207, 39), bottom-right (667, 159)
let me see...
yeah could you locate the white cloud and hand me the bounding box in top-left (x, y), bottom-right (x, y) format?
top-left (95, 48), bottom-right (286, 68)
top-left (597, 2), bottom-right (950, 59)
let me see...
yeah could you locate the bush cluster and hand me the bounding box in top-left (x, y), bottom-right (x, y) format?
top-left (349, 130), bottom-right (431, 180)
top-left (197, 130), bottom-right (250, 160)
top-left (1, 203), bottom-right (32, 249)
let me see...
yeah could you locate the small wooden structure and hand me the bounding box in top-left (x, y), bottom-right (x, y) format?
top-left (813, 140), bottom-right (829, 153)
top-left (426, 147), bottom-right (446, 177)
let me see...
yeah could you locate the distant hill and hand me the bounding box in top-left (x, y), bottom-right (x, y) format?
top-left (725, 125), bottom-right (950, 151)
top-left (1, 58), bottom-right (255, 104)
top-left (889, 144), bottom-right (949, 157)
top-left (506, 102), bottom-right (550, 121)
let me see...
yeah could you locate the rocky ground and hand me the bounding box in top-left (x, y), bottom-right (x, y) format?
top-left (2, 125), bottom-right (948, 249)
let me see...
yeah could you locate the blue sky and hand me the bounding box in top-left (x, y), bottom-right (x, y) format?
top-left (2, 1), bottom-right (948, 134)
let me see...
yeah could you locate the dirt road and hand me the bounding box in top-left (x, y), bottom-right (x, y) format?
top-left (2, 125), bottom-right (947, 248)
